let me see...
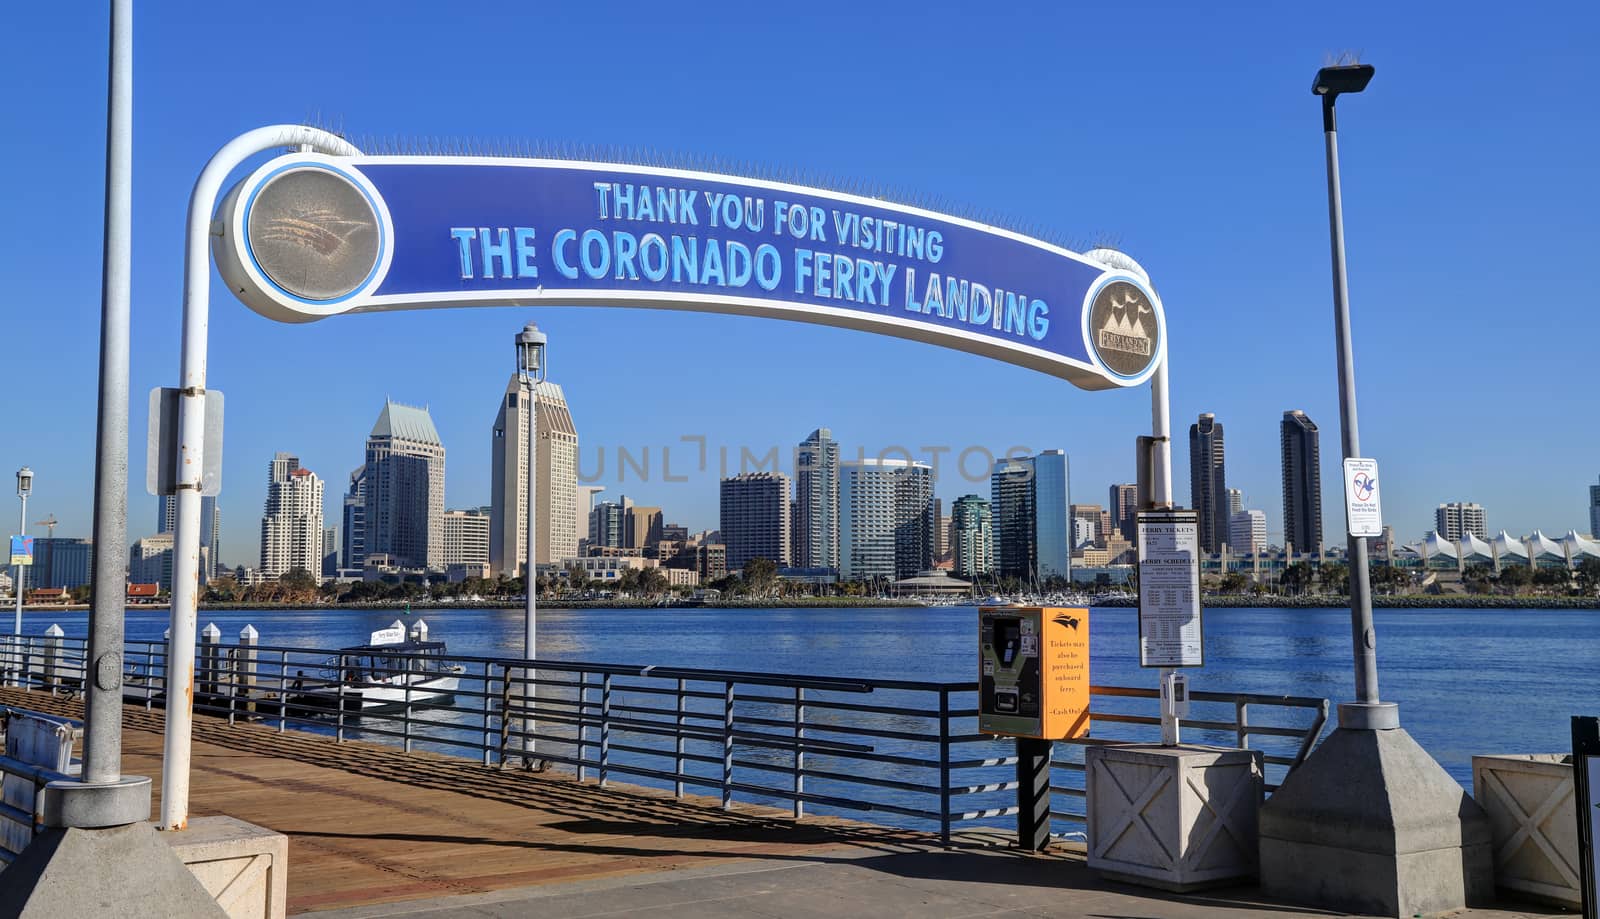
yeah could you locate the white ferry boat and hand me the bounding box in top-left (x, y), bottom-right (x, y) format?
top-left (290, 621), bottom-right (463, 712)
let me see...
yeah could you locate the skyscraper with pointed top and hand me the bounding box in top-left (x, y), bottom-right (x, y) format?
top-left (795, 428), bottom-right (839, 571)
top-left (1281, 410), bottom-right (1323, 554)
top-left (364, 400), bottom-right (446, 570)
top-left (490, 378), bottom-right (579, 577)
top-left (1188, 413), bottom-right (1228, 553)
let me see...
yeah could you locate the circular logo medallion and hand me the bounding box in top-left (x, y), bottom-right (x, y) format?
top-left (247, 167), bottom-right (381, 301)
top-left (1088, 280), bottom-right (1159, 378)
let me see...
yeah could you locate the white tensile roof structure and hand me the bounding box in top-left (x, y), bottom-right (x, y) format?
top-left (1458, 532), bottom-right (1494, 564)
top-left (1491, 530), bottom-right (1530, 561)
top-left (1527, 530), bottom-right (1566, 563)
top-left (1420, 530), bottom-right (1459, 560)
top-left (1562, 530), bottom-right (1600, 562)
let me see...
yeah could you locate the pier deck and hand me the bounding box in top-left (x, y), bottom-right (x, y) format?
top-left (0, 688), bottom-right (1564, 918)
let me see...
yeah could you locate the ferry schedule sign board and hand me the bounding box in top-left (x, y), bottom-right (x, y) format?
top-left (209, 153), bottom-right (1167, 392)
top-left (1576, 716), bottom-right (1600, 919)
top-left (1342, 457), bottom-right (1383, 538)
top-left (1136, 510), bottom-right (1203, 668)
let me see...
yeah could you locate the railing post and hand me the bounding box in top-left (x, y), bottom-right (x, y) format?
top-left (721, 681), bottom-right (735, 811)
top-left (793, 685), bottom-right (805, 819)
top-left (238, 624), bottom-right (258, 713)
top-left (336, 655), bottom-right (347, 744)
top-left (199, 621), bottom-right (221, 702)
top-left (403, 655), bottom-right (414, 754)
top-left (498, 665), bottom-right (512, 767)
top-left (226, 648), bottom-right (238, 725)
top-left (143, 643), bottom-right (155, 709)
top-left (480, 661), bottom-right (493, 767)
top-left (599, 673), bottom-right (612, 788)
top-left (43, 624), bottom-right (63, 694)
top-left (674, 677), bottom-right (687, 798)
top-left (939, 687), bottom-right (952, 847)
top-left (277, 650), bottom-right (288, 731)
top-left (1235, 700), bottom-right (1249, 750)
top-left (576, 672), bottom-right (588, 783)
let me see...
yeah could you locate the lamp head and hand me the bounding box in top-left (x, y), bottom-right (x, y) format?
top-left (15, 466), bottom-right (32, 498)
top-left (516, 322), bottom-right (548, 383)
top-left (1313, 63), bottom-right (1375, 99)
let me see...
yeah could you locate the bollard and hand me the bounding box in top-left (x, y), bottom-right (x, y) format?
top-left (200, 622), bottom-right (221, 700)
top-left (43, 624), bottom-right (64, 693)
top-left (238, 624), bottom-right (259, 712)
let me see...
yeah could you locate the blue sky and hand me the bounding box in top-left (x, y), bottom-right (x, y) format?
top-left (2, 1), bottom-right (1596, 567)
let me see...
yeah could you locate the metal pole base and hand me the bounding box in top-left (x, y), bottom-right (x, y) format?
top-left (41, 774), bottom-right (152, 828)
top-left (1337, 701), bottom-right (1399, 731)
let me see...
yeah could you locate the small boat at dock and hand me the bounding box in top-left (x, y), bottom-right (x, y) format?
top-left (287, 620), bottom-right (463, 713)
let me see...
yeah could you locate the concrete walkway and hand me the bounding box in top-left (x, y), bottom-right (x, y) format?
top-left (309, 845), bottom-right (1566, 919)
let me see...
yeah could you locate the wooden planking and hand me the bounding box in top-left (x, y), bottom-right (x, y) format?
top-left (0, 688), bottom-right (930, 914)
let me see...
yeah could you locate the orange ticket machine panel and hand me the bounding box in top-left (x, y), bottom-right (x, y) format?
top-left (978, 606), bottom-right (1090, 739)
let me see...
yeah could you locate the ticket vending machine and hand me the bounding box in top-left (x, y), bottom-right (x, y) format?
top-left (979, 606), bottom-right (1090, 739)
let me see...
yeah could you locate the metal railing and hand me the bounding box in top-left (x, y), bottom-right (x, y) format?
top-left (0, 707), bottom-right (77, 866)
top-left (0, 633), bottom-right (1328, 844)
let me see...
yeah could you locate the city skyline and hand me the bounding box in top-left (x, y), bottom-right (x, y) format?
top-left (4, 6), bottom-right (1597, 566)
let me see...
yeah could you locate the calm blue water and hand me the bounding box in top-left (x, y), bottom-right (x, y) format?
top-left (21, 604), bottom-right (1598, 790)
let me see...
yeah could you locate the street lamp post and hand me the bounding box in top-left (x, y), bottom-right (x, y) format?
top-left (516, 322), bottom-right (547, 765)
top-left (12, 467), bottom-right (31, 682)
top-left (1313, 62), bottom-right (1396, 731)
top-left (1257, 63), bottom-right (1491, 915)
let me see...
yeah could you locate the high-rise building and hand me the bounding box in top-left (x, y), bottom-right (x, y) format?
top-left (840, 459), bottom-right (933, 581)
top-left (129, 533), bottom-right (175, 593)
top-left (625, 504), bottom-right (664, 549)
top-left (443, 508), bottom-right (491, 566)
top-left (29, 538), bottom-right (93, 590)
top-left (1589, 477), bottom-right (1600, 537)
top-left (1188, 414), bottom-right (1229, 553)
top-left (951, 495), bottom-right (992, 578)
top-left (322, 527), bottom-right (338, 577)
top-left (720, 472), bottom-right (791, 571)
top-left (1435, 503), bottom-right (1487, 542)
top-left (342, 466), bottom-right (366, 570)
top-left (1110, 483), bottom-right (1138, 543)
top-left (990, 451), bottom-right (1071, 585)
top-left (1070, 504), bottom-right (1106, 549)
top-left (364, 400), bottom-right (446, 570)
top-left (490, 378), bottom-right (579, 577)
top-left (1229, 510), bottom-right (1267, 554)
top-left (1281, 410), bottom-right (1323, 553)
top-left (1227, 488), bottom-right (1244, 519)
top-left (260, 454), bottom-right (325, 582)
top-left (589, 500), bottom-right (626, 548)
top-left (795, 428), bottom-right (839, 571)
top-left (158, 494), bottom-right (222, 577)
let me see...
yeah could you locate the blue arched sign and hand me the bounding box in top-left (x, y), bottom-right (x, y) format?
top-left (213, 153), bottom-right (1165, 390)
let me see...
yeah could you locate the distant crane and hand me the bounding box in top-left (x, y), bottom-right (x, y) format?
top-left (34, 515), bottom-right (57, 539)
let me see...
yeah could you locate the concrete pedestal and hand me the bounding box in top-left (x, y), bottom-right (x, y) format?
top-left (1472, 754), bottom-right (1580, 908)
top-left (0, 821), bottom-right (226, 917)
top-left (1086, 744), bottom-right (1263, 892)
top-left (164, 815), bottom-right (290, 919)
top-left (1259, 726), bottom-right (1493, 917)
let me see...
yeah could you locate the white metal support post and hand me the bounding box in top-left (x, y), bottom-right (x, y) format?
top-left (516, 323), bottom-right (546, 766)
top-left (12, 472), bottom-right (27, 686)
top-left (163, 125), bottom-right (361, 830)
top-left (1149, 354), bottom-right (1181, 746)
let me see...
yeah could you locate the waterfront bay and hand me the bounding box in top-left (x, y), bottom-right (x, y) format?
top-left (20, 603), bottom-right (1597, 789)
